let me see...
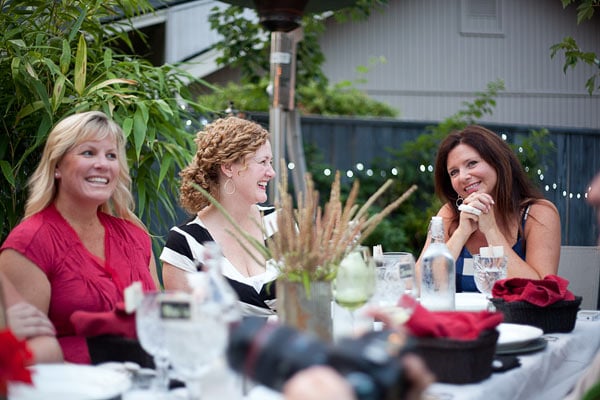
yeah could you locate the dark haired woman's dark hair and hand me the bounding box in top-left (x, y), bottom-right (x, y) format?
top-left (434, 125), bottom-right (543, 234)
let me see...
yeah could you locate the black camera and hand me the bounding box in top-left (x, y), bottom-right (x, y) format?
top-left (226, 317), bottom-right (413, 400)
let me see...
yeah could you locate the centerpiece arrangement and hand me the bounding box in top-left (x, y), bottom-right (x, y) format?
top-left (196, 164), bottom-right (417, 341)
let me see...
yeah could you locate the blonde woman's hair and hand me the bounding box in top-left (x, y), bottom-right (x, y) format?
top-left (25, 111), bottom-right (144, 228)
top-left (179, 116), bottom-right (270, 214)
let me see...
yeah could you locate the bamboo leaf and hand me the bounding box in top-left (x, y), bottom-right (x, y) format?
top-left (67, 9), bottom-right (87, 43)
top-left (122, 117), bottom-right (134, 139)
top-left (0, 161), bottom-right (15, 187)
top-left (87, 78), bottom-right (137, 93)
top-left (74, 34), bottom-right (87, 95)
top-left (158, 153), bottom-right (173, 187)
top-left (103, 48), bottom-right (113, 69)
top-left (52, 75), bottom-right (66, 112)
top-left (133, 107), bottom-right (147, 159)
top-left (15, 101), bottom-right (44, 122)
top-left (60, 39), bottom-right (71, 74)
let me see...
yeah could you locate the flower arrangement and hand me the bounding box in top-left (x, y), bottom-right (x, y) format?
top-left (196, 163), bottom-right (417, 289)
top-left (0, 329), bottom-right (33, 396)
top-left (267, 169), bottom-right (417, 286)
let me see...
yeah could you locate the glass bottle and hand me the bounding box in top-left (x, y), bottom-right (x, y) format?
top-left (420, 216), bottom-right (456, 310)
top-left (200, 242), bottom-right (242, 325)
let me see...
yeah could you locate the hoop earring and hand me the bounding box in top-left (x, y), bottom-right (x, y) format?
top-left (223, 178), bottom-right (236, 195)
top-left (455, 196), bottom-right (464, 208)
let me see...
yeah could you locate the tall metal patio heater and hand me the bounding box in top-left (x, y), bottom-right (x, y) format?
top-left (218, 0), bottom-right (356, 202)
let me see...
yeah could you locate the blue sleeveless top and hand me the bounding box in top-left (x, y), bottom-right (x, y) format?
top-left (455, 206), bottom-right (530, 292)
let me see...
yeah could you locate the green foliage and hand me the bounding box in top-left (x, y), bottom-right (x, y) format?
top-left (0, 0), bottom-right (207, 244)
top-left (197, 79), bottom-right (398, 117)
top-left (551, 0), bottom-right (600, 94)
top-left (204, 2), bottom-right (397, 117)
top-left (208, 5), bottom-right (328, 86)
top-left (197, 79), bottom-right (272, 116)
top-left (207, 1), bottom-right (390, 88)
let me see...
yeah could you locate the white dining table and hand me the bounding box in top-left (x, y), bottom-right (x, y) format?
top-left (426, 317), bottom-right (600, 400)
top-left (243, 293), bottom-right (600, 400)
top-left (15, 294), bottom-right (596, 400)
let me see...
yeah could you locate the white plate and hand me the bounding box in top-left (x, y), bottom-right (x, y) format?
top-left (496, 323), bottom-right (544, 350)
top-left (9, 363), bottom-right (131, 400)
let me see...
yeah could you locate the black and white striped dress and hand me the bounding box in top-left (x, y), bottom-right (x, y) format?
top-left (159, 206), bottom-right (278, 316)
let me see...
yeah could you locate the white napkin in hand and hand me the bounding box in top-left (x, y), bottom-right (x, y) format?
top-left (458, 204), bottom-right (482, 216)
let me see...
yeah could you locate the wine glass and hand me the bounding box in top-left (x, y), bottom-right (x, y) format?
top-left (333, 246), bottom-right (376, 335)
top-left (473, 254), bottom-right (508, 298)
top-left (135, 291), bottom-right (175, 393)
top-left (162, 276), bottom-right (229, 400)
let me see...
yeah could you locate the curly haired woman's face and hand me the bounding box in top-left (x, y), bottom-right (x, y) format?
top-left (231, 141), bottom-right (275, 204)
top-left (447, 143), bottom-right (497, 198)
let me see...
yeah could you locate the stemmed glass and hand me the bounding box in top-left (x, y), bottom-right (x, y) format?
top-left (473, 254), bottom-right (508, 298)
top-left (136, 291), bottom-right (174, 393)
top-left (333, 246), bottom-right (376, 335)
top-left (162, 274), bottom-right (229, 400)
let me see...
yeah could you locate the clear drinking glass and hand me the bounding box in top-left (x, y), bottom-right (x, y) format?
top-left (372, 252), bottom-right (417, 324)
top-left (136, 291), bottom-right (174, 393)
top-left (473, 254), bottom-right (508, 298)
top-left (333, 246), bottom-right (376, 334)
top-left (163, 276), bottom-right (229, 400)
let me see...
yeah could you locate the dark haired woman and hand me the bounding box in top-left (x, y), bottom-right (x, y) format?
top-left (417, 125), bottom-right (561, 292)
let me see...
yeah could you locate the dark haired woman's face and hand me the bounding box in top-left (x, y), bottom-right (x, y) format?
top-left (446, 144), bottom-right (497, 198)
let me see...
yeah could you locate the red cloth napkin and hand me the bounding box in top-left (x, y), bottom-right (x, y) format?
top-left (405, 302), bottom-right (503, 340)
top-left (70, 302), bottom-right (136, 339)
top-left (492, 274), bottom-right (575, 307)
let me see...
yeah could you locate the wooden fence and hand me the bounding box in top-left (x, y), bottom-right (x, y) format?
top-left (249, 113), bottom-right (600, 246)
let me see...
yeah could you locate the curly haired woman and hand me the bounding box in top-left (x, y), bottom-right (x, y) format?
top-left (160, 117), bottom-right (279, 316)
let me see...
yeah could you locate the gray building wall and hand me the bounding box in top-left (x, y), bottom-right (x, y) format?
top-left (318, 0), bottom-right (600, 130)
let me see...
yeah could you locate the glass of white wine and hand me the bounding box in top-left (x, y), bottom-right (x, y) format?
top-left (333, 246), bottom-right (376, 335)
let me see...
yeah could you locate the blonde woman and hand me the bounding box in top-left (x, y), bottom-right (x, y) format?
top-left (160, 116), bottom-right (279, 316)
top-left (0, 111), bottom-right (157, 363)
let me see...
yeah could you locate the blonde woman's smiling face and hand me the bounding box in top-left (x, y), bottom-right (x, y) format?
top-left (447, 143), bottom-right (497, 197)
top-left (55, 136), bottom-right (120, 206)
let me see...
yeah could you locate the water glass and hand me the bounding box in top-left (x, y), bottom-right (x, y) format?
top-left (136, 291), bottom-right (175, 393)
top-left (473, 254), bottom-right (508, 298)
top-left (162, 277), bottom-right (229, 400)
top-left (372, 252), bottom-right (417, 323)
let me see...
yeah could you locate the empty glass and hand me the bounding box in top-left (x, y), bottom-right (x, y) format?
top-left (372, 252), bottom-right (417, 324)
top-left (163, 274), bottom-right (229, 400)
top-left (136, 291), bottom-right (175, 393)
top-left (473, 254), bottom-right (508, 298)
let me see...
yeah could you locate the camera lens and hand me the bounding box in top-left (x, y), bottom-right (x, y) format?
top-left (227, 317), bottom-right (328, 389)
top-left (227, 317), bottom-right (410, 400)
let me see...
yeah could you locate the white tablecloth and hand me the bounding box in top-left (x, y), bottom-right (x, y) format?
top-left (426, 319), bottom-right (600, 400)
top-left (244, 295), bottom-right (600, 400)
